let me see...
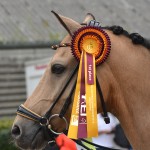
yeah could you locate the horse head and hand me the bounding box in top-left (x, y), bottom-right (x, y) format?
top-left (11, 12), bottom-right (150, 150)
top-left (11, 12), bottom-right (109, 149)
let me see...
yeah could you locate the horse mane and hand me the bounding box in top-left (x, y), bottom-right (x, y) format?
top-left (103, 25), bottom-right (150, 50)
top-left (80, 23), bottom-right (150, 50)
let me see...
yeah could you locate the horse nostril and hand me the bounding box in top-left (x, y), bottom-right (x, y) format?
top-left (11, 125), bottom-right (21, 138)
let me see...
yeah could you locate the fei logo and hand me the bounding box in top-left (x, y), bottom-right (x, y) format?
top-left (80, 95), bottom-right (86, 117)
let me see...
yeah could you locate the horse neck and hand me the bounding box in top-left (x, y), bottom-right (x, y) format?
top-left (106, 33), bottom-right (150, 150)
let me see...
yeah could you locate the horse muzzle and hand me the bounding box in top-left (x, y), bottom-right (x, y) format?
top-left (11, 115), bottom-right (47, 150)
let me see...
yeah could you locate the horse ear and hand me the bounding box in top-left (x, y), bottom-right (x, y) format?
top-left (51, 11), bottom-right (82, 36)
top-left (82, 13), bottom-right (95, 24)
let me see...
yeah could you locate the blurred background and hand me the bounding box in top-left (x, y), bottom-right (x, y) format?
top-left (0, 0), bottom-right (149, 149)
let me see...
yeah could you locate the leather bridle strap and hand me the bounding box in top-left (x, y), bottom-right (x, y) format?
top-left (44, 63), bottom-right (79, 119)
top-left (59, 81), bottom-right (76, 118)
top-left (17, 105), bottom-right (48, 126)
top-left (96, 77), bottom-right (110, 124)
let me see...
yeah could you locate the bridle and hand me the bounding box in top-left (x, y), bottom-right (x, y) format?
top-left (17, 63), bottom-right (78, 134)
top-left (17, 20), bottom-right (119, 150)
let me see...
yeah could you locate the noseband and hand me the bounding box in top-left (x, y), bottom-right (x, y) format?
top-left (17, 20), bottom-right (119, 150)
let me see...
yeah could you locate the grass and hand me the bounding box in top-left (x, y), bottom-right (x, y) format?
top-left (0, 118), bottom-right (18, 150)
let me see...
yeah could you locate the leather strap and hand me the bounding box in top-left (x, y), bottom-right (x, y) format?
top-left (44, 63), bottom-right (79, 119)
top-left (59, 81), bottom-right (76, 118)
top-left (96, 77), bottom-right (110, 124)
top-left (17, 105), bottom-right (48, 125)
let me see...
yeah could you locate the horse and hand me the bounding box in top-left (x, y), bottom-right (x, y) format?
top-left (11, 12), bottom-right (150, 150)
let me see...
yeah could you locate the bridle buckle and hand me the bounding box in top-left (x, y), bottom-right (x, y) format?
top-left (39, 117), bottom-right (49, 126)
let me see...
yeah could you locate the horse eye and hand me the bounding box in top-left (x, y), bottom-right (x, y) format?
top-left (51, 64), bottom-right (66, 74)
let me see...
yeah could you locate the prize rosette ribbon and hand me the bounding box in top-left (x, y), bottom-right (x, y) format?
top-left (68, 26), bottom-right (111, 139)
